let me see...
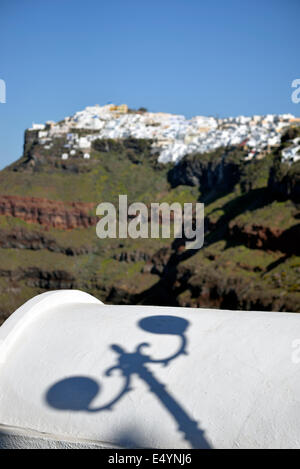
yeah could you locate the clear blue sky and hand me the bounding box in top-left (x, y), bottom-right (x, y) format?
top-left (0, 0), bottom-right (299, 168)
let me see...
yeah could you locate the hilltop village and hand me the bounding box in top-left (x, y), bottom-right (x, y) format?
top-left (30, 104), bottom-right (300, 164)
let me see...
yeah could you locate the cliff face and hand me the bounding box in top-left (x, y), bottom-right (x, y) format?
top-left (0, 131), bottom-right (299, 324)
top-left (167, 148), bottom-right (244, 195)
top-left (268, 160), bottom-right (300, 202)
top-left (0, 195), bottom-right (97, 229)
top-left (0, 227), bottom-right (95, 255)
top-left (136, 207), bottom-right (300, 312)
top-left (228, 221), bottom-right (300, 255)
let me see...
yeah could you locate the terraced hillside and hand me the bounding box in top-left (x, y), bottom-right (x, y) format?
top-left (0, 131), bottom-right (299, 323)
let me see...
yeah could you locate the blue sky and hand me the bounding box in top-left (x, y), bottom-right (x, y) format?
top-left (0, 0), bottom-right (299, 168)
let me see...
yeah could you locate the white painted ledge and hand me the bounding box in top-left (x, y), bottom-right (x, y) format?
top-left (0, 290), bottom-right (102, 366)
top-left (0, 290), bottom-right (299, 449)
top-left (0, 424), bottom-right (121, 449)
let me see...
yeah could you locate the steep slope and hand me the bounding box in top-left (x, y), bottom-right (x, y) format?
top-left (0, 131), bottom-right (299, 323)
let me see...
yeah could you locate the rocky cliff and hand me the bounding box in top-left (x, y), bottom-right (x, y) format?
top-left (0, 130), bottom-right (299, 323)
top-left (168, 147), bottom-right (244, 195)
top-left (268, 159), bottom-right (300, 202)
top-left (0, 195), bottom-right (97, 229)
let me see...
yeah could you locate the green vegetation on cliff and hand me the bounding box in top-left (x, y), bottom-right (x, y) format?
top-left (0, 135), bottom-right (299, 322)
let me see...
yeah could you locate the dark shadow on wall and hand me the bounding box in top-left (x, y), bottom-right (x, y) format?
top-left (0, 432), bottom-right (12, 450)
top-left (46, 376), bottom-right (100, 411)
top-left (45, 315), bottom-right (211, 449)
top-left (110, 425), bottom-right (154, 449)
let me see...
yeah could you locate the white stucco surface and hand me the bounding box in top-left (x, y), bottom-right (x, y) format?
top-left (0, 290), bottom-right (300, 449)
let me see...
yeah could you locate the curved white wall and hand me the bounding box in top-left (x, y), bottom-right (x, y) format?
top-left (0, 290), bottom-right (299, 449)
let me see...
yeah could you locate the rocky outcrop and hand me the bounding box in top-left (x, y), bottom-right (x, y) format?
top-left (137, 247), bottom-right (300, 312)
top-left (0, 195), bottom-right (97, 229)
top-left (177, 269), bottom-right (299, 312)
top-left (168, 149), bottom-right (243, 194)
top-left (0, 228), bottom-right (95, 255)
top-left (24, 268), bottom-right (77, 289)
top-left (113, 250), bottom-right (150, 263)
top-left (0, 266), bottom-right (76, 289)
top-left (142, 247), bottom-right (173, 275)
top-left (268, 160), bottom-right (300, 202)
top-left (228, 221), bottom-right (300, 255)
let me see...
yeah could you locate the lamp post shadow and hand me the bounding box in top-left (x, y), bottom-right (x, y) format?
top-left (45, 315), bottom-right (211, 449)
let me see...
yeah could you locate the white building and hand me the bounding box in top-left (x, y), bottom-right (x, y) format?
top-left (31, 123), bottom-right (45, 131)
top-left (282, 145), bottom-right (300, 163)
top-left (78, 137), bottom-right (91, 149)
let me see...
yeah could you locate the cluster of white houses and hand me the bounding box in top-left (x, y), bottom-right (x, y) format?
top-left (281, 138), bottom-right (300, 163)
top-left (30, 104), bottom-right (300, 164)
